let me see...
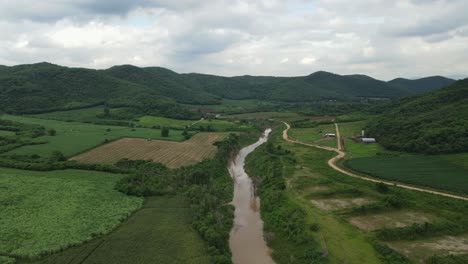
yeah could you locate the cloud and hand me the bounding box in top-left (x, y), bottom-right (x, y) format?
top-left (0, 0), bottom-right (467, 80)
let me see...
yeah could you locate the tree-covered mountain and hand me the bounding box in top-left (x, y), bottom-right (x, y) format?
top-left (367, 78), bottom-right (468, 154)
top-left (388, 76), bottom-right (455, 94)
top-left (0, 62), bottom-right (455, 116)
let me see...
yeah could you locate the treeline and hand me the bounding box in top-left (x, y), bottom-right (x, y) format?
top-left (114, 134), bottom-right (241, 264)
top-left (245, 141), bottom-right (325, 263)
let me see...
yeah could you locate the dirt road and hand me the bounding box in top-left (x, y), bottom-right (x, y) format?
top-left (281, 121), bottom-right (468, 201)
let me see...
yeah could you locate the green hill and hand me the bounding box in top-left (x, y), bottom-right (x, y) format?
top-left (0, 62), bottom-right (455, 116)
top-left (388, 76), bottom-right (455, 94)
top-left (366, 78), bottom-right (468, 154)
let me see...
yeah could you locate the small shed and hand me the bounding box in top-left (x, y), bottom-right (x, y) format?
top-left (362, 138), bottom-right (376, 143)
top-left (325, 133), bottom-right (336, 138)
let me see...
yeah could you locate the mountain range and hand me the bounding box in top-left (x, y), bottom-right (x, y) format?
top-left (0, 62), bottom-right (455, 114)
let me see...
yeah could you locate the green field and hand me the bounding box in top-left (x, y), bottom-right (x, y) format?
top-left (346, 154), bottom-right (468, 194)
top-left (185, 99), bottom-right (278, 113)
top-left (0, 130), bottom-right (15, 137)
top-left (289, 124), bottom-right (337, 148)
top-left (138, 115), bottom-right (248, 131)
top-left (1, 115), bottom-right (184, 157)
top-left (31, 106), bottom-right (112, 123)
top-left (338, 121), bottom-right (388, 158)
top-left (25, 196), bottom-right (210, 264)
top-left (0, 168), bottom-right (143, 259)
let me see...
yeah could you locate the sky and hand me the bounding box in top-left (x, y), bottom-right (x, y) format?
top-left (0, 0), bottom-right (467, 80)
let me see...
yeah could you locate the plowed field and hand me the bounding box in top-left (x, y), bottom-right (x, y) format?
top-left (70, 133), bottom-right (228, 168)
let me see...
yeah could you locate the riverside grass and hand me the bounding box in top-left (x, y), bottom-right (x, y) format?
top-left (0, 168), bottom-right (142, 259)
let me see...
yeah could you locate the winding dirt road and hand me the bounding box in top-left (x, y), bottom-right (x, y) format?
top-left (281, 121), bottom-right (468, 201)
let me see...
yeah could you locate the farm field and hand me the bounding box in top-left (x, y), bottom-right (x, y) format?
top-left (24, 196), bottom-right (211, 264)
top-left (30, 106), bottom-right (129, 123)
top-left (71, 132), bottom-right (228, 168)
top-left (289, 124), bottom-right (337, 148)
top-left (0, 167), bottom-right (143, 259)
top-left (137, 115), bottom-right (248, 131)
top-left (345, 155), bottom-right (468, 194)
top-left (0, 115), bottom-right (183, 157)
top-left (338, 121), bottom-right (388, 158)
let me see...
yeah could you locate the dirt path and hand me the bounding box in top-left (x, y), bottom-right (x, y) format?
top-left (281, 121), bottom-right (468, 201)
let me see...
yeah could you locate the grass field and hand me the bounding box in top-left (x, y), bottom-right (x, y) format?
top-left (71, 133), bottom-right (228, 168)
top-left (346, 155), bottom-right (468, 193)
top-left (31, 106), bottom-right (113, 123)
top-left (226, 111), bottom-right (300, 120)
top-left (0, 130), bottom-right (15, 137)
top-left (1, 115), bottom-right (184, 157)
top-left (0, 168), bottom-right (142, 259)
top-left (24, 196), bottom-right (211, 264)
top-left (338, 121), bottom-right (388, 158)
top-left (185, 99), bottom-right (278, 113)
top-left (289, 124), bottom-right (337, 148)
top-left (137, 116), bottom-right (248, 131)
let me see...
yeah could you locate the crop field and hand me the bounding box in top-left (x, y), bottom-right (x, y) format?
top-left (71, 132), bottom-right (228, 168)
top-left (0, 168), bottom-right (143, 259)
top-left (346, 155), bottom-right (468, 193)
top-left (25, 196), bottom-right (211, 264)
top-left (1, 115), bottom-right (183, 157)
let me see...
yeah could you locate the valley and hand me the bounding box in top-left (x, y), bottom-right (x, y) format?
top-left (0, 65), bottom-right (466, 264)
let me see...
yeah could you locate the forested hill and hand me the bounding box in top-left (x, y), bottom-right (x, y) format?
top-left (0, 62), bottom-right (455, 114)
top-left (367, 78), bottom-right (468, 154)
top-left (388, 76), bottom-right (455, 94)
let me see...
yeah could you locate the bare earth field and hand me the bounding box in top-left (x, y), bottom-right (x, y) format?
top-left (310, 197), bottom-right (374, 211)
top-left (348, 210), bottom-right (439, 232)
top-left (70, 133), bottom-right (228, 168)
top-left (388, 235), bottom-right (468, 262)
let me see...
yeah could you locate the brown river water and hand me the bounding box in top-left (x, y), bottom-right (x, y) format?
top-left (229, 128), bottom-right (275, 264)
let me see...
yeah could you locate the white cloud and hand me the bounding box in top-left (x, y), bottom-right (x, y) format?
top-left (0, 0), bottom-right (467, 80)
top-left (300, 57), bottom-right (316, 65)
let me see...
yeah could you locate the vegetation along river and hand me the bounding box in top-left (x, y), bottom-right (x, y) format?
top-left (229, 128), bottom-right (275, 264)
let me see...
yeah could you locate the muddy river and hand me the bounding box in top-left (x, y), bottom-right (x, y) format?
top-left (229, 128), bottom-right (275, 264)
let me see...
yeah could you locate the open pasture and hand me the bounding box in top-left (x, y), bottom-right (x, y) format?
top-left (137, 116), bottom-right (246, 131)
top-left (71, 132), bottom-right (228, 168)
top-left (1, 115), bottom-right (183, 157)
top-left (289, 124), bottom-right (337, 148)
top-left (0, 168), bottom-right (142, 259)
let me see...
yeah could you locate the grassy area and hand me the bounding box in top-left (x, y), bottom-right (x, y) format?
top-left (1, 115), bottom-right (183, 157)
top-left (346, 155), bottom-right (468, 194)
top-left (226, 111), bottom-right (300, 120)
top-left (137, 115), bottom-right (248, 131)
top-left (24, 196), bottom-right (211, 264)
top-left (31, 106), bottom-right (110, 123)
top-left (0, 130), bottom-right (15, 137)
top-left (185, 99), bottom-right (278, 113)
top-left (0, 168), bottom-right (143, 259)
top-left (289, 124), bottom-right (337, 148)
top-left (338, 121), bottom-right (387, 158)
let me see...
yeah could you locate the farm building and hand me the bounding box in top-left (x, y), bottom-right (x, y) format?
top-left (362, 138), bottom-right (376, 143)
top-left (325, 133), bottom-right (336, 138)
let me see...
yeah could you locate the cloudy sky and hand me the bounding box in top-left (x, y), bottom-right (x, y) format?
top-left (0, 0), bottom-right (467, 80)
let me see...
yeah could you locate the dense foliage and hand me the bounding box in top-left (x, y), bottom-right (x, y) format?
top-left (366, 78), bottom-right (468, 154)
top-left (245, 141), bottom-right (325, 263)
top-left (0, 63), bottom-right (454, 117)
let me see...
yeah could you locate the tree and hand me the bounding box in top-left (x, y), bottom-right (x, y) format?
top-left (50, 151), bottom-right (66, 162)
top-left (47, 129), bottom-right (56, 136)
top-left (161, 127), bottom-right (170, 137)
top-left (103, 106), bottom-right (110, 117)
